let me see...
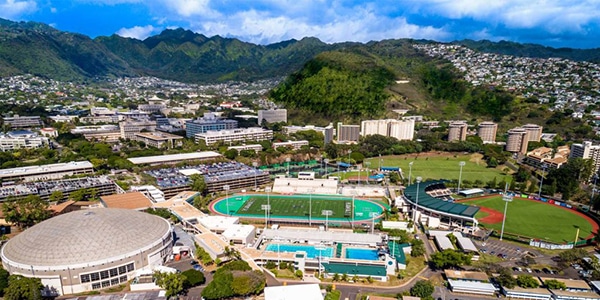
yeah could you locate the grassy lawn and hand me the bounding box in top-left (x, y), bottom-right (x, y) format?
top-left (465, 196), bottom-right (594, 243)
top-left (325, 290), bottom-right (341, 300)
top-left (364, 153), bottom-right (511, 183)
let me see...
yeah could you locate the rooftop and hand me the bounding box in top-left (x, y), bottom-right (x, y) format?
top-left (322, 262), bottom-right (386, 277)
top-left (404, 180), bottom-right (480, 218)
top-left (0, 161), bottom-right (93, 178)
top-left (127, 151), bottom-right (221, 165)
top-left (444, 270), bottom-right (489, 281)
top-left (100, 192), bottom-right (152, 210)
top-left (264, 283), bottom-right (323, 300)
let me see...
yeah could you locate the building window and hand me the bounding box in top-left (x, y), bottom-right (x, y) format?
top-left (110, 278), bottom-right (119, 286)
top-left (92, 283), bottom-right (101, 290)
top-left (126, 263), bottom-right (134, 272)
top-left (80, 274), bottom-right (90, 283)
top-left (100, 270), bottom-right (109, 279)
top-left (109, 268), bottom-right (118, 277)
top-left (101, 280), bottom-right (110, 288)
top-left (118, 266), bottom-right (127, 274)
top-left (119, 276), bottom-right (128, 283)
top-left (90, 273), bottom-right (100, 281)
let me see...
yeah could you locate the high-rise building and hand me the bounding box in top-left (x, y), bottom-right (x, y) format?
top-left (258, 109), bottom-right (287, 124)
top-left (337, 122), bottom-right (360, 143)
top-left (522, 124), bottom-right (543, 142)
top-left (360, 119), bottom-right (414, 141)
top-left (506, 128), bottom-right (529, 154)
top-left (448, 122), bottom-right (468, 142)
top-left (570, 141), bottom-right (600, 175)
top-left (324, 126), bottom-right (334, 144)
top-left (185, 113), bottom-right (238, 138)
top-left (477, 122), bottom-right (498, 143)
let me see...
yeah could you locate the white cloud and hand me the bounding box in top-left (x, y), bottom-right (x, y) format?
top-left (116, 25), bottom-right (157, 40)
top-left (193, 9), bottom-right (449, 44)
top-left (0, 0), bottom-right (37, 20)
top-left (159, 0), bottom-right (219, 18)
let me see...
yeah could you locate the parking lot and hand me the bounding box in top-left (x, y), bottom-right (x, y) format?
top-left (473, 238), bottom-right (541, 261)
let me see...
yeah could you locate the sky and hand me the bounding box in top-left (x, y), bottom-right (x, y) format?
top-left (1, 0), bottom-right (600, 49)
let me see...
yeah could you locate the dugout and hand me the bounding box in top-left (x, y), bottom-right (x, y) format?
top-left (458, 188), bottom-right (485, 197)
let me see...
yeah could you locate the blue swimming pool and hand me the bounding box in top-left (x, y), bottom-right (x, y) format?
top-left (265, 244), bottom-right (334, 258)
top-left (345, 248), bottom-right (380, 261)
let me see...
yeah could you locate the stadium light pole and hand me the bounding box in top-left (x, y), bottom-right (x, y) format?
top-left (315, 243), bottom-right (326, 278)
top-left (252, 161), bottom-right (258, 191)
top-left (412, 177), bottom-right (422, 227)
top-left (458, 161), bottom-right (466, 193)
top-left (322, 210), bottom-right (333, 231)
top-left (223, 184), bottom-right (230, 216)
top-left (265, 187), bottom-right (271, 226)
top-left (309, 189), bottom-right (314, 226)
top-left (365, 161), bottom-right (371, 185)
top-left (286, 157), bottom-right (291, 177)
top-left (538, 164), bottom-right (547, 197)
top-left (500, 183), bottom-right (513, 241)
top-left (369, 212), bottom-right (379, 234)
top-left (262, 204), bottom-right (271, 230)
top-left (591, 174), bottom-right (598, 213)
top-left (324, 158), bottom-right (329, 178)
top-left (408, 161), bottom-right (414, 186)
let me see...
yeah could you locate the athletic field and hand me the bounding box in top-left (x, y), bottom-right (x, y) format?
top-left (210, 194), bottom-right (387, 222)
top-left (363, 153), bottom-right (510, 183)
top-left (462, 196), bottom-right (597, 243)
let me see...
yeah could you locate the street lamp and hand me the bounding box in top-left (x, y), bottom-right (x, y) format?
top-left (286, 157), bottom-right (291, 177)
top-left (262, 204), bottom-right (271, 230)
top-left (538, 164), bottom-right (548, 197)
top-left (315, 244), bottom-right (326, 278)
top-left (500, 183), bottom-right (513, 241)
top-left (252, 162), bottom-right (258, 190)
top-left (223, 184), bottom-right (230, 216)
top-left (458, 161), bottom-right (465, 193)
top-left (265, 187), bottom-right (271, 226)
top-left (348, 149), bottom-right (352, 161)
top-left (412, 177), bottom-right (422, 226)
top-left (365, 161), bottom-right (371, 185)
top-left (324, 158), bottom-right (329, 178)
top-left (408, 161), bottom-right (414, 185)
top-left (322, 210), bottom-right (333, 231)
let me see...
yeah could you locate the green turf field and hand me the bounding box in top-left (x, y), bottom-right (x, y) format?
top-left (465, 196), bottom-right (594, 243)
top-left (212, 194), bottom-right (386, 221)
top-left (363, 153), bottom-right (510, 183)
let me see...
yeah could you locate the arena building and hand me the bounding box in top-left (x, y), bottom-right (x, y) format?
top-left (1, 208), bottom-right (173, 295)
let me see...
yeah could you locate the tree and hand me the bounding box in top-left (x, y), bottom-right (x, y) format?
top-left (69, 188), bottom-right (87, 201)
top-left (429, 249), bottom-right (471, 269)
top-left (190, 174), bottom-right (207, 195)
top-left (2, 195), bottom-right (51, 229)
top-left (558, 248), bottom-right (587, 263)
top-left (410, 280), bottom-right (434, 298)
top-left (0, 268), bottom-right (9, 297)
top-left (332, 273), bottom-right (340, 281)
top-left (411, 239), bottom-right (426, 257)
top-left (181, 269), bottom-right (205, 288)
top-left (341, 273), bottom-right (348, 282)
top-left (517, 275), bottom-right (540, 288)
top-left (496, 267), bottom-right (516, 288)
top-left (48, 191), bottom-right (64, 203)
top-left (4, 275), bottom-right (43, 300)
top-left (545, 279), bottom-right (567, 289)
top-left (154, 271), bottom-right (186, 298)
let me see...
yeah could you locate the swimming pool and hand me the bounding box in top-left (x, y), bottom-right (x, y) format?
top-left (265, 244), bottom-right (334, 259)
top-left (345, 248), bottom-right (380, 261)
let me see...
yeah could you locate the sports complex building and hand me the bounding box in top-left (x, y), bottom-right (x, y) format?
top-left (401, 180), bottom-right (480, 233)
top-left (1, 208), bottom-right (173, 295)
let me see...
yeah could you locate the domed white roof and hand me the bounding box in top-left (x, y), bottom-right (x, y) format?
top-left (2, 208), bottom-right (171, 267)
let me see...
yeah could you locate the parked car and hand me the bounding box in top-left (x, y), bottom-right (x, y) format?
top-left (526, 268), bottom-right (532, 273)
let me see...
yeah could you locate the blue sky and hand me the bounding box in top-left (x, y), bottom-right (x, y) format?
top-left (1, 0), bottom-right (600, 48)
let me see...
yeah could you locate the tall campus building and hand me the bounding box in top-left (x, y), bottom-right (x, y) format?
top-left (570, 141), bottom-right (600, 176)
top-left (185, 113), bottom-right (238, 138)
top-left (447, 122), bottom-right (468, 142)
top-left (360, 119), bottom-right (415, 141)
top-left (257, 109), bottom-right (287, 124)
top-left (477, 121), bottom-right (497, 143)
top-left (506, 128), bottom-right (529, 154)
top-left (337, 122), bottom-right (360, 143)
top-left (522, 124), bottom-right (543, 142)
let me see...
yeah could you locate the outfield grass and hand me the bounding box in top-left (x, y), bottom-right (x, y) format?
top-left (363, 153), bottom-right (511, 183)
top-left (466, 196), bottom-right (594, 243)
top-left (212, 194), bottom-right (386, 221)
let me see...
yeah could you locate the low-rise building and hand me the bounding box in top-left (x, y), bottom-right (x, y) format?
top-left (525, 145), bottom-right (570, 169)
top-left (0, 130), bottom-right (49, 151)
top-left (273, 140), bottom-right (309, 150)
top-left (258, 109), bottom-right (287, 124)
top-left (133, 132), bottom-right (183, 149)
top-left (227, 144), bottom-right (263, 153)
top-left (71, 125), bottom-right (121, 142)
top-left (195, 128), bottom-right (273, 145)
top-left (120, 120), bottom-right (156, 139)
top-left (2, 115), bottom-right (43, 129)
top-left (0, 161), bottom-right (94, 182)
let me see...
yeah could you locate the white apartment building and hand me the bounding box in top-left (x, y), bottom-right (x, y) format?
top-left (361, 119), bottom-right (415, 141)
top-left (477, 122), bottom-right (498, 143)
top-left (195, 128), bottom-right (273, 145)
top-left (258, 109), bottom-right (287, 124)
top-left (570, 141), bottom-right (600, 175)
top-left (227, 144), bottom-right (263, 153)
top-left (120, 120), bottom-right (156, 139)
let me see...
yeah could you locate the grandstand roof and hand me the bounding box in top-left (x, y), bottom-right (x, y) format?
top-left (322, 262), bottom-right (386, 277)
top-left (404, 180), bottom-right (480, 218)
top-left (458, 188), bottom-right (485, 196)
top-left (127, 151), bottom-right (221, 165)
